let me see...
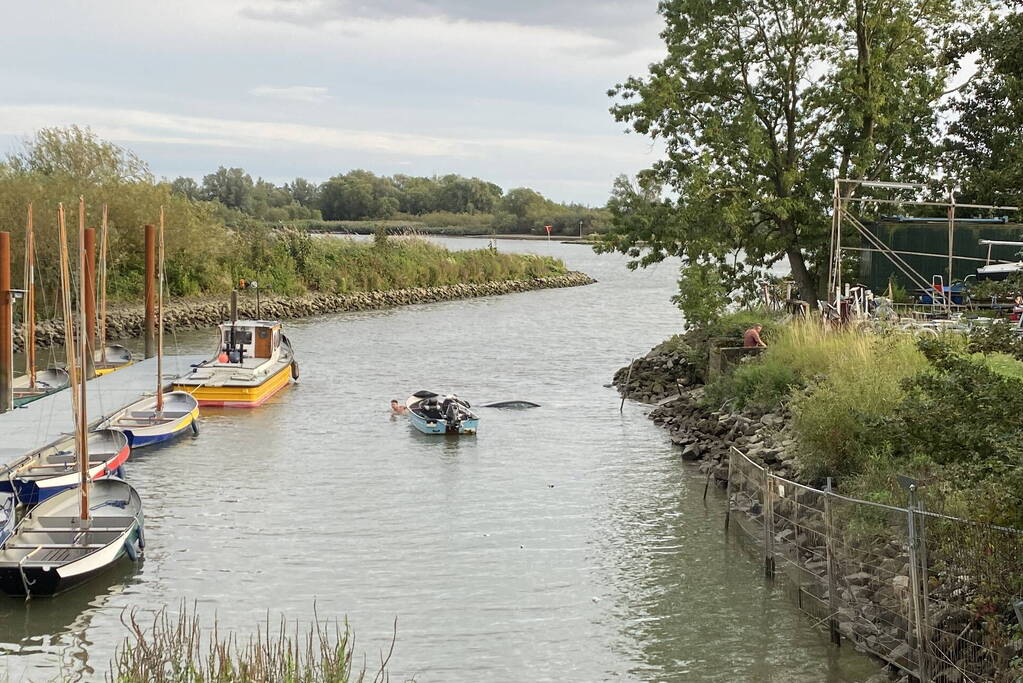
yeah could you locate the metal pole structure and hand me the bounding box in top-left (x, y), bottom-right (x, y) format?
top-left (947, 188), bottom-right (955, 314)
top-left (724, 449), bottom-right (734, 532)
top-left (823, 478), bottom-right (841, 645)
top-left (0, 232), bottom-right (12, 413)
top-left (579, 220), bottom-right (583, 238)
top-left (84, 226), bottom-right (97, 379)
top-left (619, 359), bottom-right (635, 413)
top-left (143, 224), bottom-right (156, 359)
top-left (24, 204), bottom-right (36, 388)
top-left (763, 467), bottom-right (775, 578)
top-left (906, 485), bottom-right (929, 681)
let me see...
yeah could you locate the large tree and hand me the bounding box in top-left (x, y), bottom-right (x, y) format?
top-left (945, 2), bottom-right (1023, 207)
top-left (600, 0), bottom-right (968, 316)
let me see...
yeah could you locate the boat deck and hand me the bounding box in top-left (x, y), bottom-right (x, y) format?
top-left (0, 355), bottom-right (204, 466)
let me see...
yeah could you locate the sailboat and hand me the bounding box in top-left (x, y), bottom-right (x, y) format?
top-left (0, 200), bottom-right (144, 598)
top-left (93, 205), bottom-right (134, 376)
top-left (0, 203), bottom-right (131, 504)
top-left (97, 209), bottom-right (199, 447)
top-left (13, 203), bottom-right (71, 407)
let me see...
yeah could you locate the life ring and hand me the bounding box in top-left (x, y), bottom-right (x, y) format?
top-left (291, 361), bottom-right (300, 381)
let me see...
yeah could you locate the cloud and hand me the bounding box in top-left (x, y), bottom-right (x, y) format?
top-left (0, 104), bottom-right (642, 163)
top-left (249, 85), bottom-right (332, 103)
top-left (239, 0), bottom-right (660, 49)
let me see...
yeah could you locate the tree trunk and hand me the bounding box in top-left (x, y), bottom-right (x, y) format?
top-left (786, 248), bottom-right (819, 307)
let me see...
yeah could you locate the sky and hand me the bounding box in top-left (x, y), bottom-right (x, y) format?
top-left (0, 0), bottom-right (667, 206)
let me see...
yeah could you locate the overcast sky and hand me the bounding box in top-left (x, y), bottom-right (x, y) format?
top-left (0, 0), bottom-right (666, 205)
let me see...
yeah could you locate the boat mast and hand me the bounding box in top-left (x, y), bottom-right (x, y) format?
top-left (98, 204), bottom-right (108, 364)
top-left (57, 203), bottom-right (87, 521)
top-left (77, 197), bottom-right (90, 521)
top-left (24, 204), bottom-right (35, 389)
top-left (156, 207), bottom-right (164, 413)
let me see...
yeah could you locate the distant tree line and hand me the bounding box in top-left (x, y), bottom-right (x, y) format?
top-left (169, 168), bottom-right (610, 235)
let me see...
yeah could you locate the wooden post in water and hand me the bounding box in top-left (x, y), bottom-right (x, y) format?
top-left (156, 209), bottom-right (165, 412)
top-left (24, 205), bottom-right (36, 388)
top-left (98, 205), bottom-right (108, 363)
top-left (0, 232), bottom-right (12, 413)
top-left (144, 224), bottom-right (156, 359)
top-left (84, 226), bottom-right (97, 378)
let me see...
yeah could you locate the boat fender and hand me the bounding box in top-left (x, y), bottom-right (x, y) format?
top-left (291, 361), bottom-right (300, 381)
top-left (124, 538), bottom-right (139, 561)
top-left (191, 420), bottom-right (200, 436)
top-left (137, 522), bottom-right (146, 550)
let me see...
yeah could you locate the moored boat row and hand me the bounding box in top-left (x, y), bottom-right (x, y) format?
top-left (0, 203), bottom-right (300, 598)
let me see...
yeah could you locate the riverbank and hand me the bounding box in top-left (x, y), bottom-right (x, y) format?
top-left (614, 315), bottom-right (1023, 682)
top-left (14, 271), bottom-right (595, 351)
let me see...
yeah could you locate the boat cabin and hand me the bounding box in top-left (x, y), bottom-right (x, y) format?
top-left (219, 320), bottom-right (283, 364)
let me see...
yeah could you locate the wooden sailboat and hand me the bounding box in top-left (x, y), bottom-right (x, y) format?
top-left (0, 205), bottom-right (130, 505)
top-left (97, 209), bottom-right (199, 447)
top-left (0, 201), bottom-right (144, 598)
top-left (93, 204), bottom-right (134, 376)
top-left (13, 203), bottom-right (70, 407)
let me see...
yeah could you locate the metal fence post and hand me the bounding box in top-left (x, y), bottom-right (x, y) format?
top-left (823, 478), bottom-right (841, 646)
top-left (906, 485), bottom-right (930, 682)
top-left (724, 449), bottom-right (734, 532)
top-left (763, 468), bottom-right (775, 579)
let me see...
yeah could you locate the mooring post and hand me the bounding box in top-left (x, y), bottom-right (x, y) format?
top-left (823, 478), bottom-right (841, 646)
top-left (84, 227), bottom-right (97, 378)
top-left (143, 224), bottom-right (156, 359)
top-left (619, 358), bottom-right (635, 413)
top-left (0, 232), bottom-right (12, 413)
top-left (724, 448), bottom-right (734, 532)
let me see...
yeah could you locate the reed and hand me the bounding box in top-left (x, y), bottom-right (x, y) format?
top-left (108, 604), bottom-right (394, 683)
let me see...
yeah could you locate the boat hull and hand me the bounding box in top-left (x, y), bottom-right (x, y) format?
top-left (409, 412), bottom-right (479, 435)
top-left (0, 432), bottom-right (131, 507)
top-left (99, 391), bottom-right (199, 449)
top-left (0, 479), bottom-right (144, 597)
top-left (174, 362), bottom-right (292, 408)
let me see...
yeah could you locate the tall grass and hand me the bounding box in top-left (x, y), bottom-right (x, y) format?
top-left (706, 321), bottom-right (930, 481)
top-left (257, 231), bottom-right (566, 296)
top-left (108, 604), bottom-right (393, 683)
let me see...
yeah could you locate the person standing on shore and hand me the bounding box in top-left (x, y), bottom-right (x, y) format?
top-left (743, 324), bottom-right (767, 348)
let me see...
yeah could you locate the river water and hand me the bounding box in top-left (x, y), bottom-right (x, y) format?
top-left (0, 239), bottom-right (878, 682)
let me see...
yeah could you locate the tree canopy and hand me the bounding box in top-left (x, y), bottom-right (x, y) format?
top-left (599, 0), bottom-right (976, 321)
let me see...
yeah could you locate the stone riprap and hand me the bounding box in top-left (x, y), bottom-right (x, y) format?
top-left (14, 271), bottom-right (595, 351)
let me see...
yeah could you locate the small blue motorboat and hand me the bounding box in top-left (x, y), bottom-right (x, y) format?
top-left (405, 391), bottom-right (479, 435)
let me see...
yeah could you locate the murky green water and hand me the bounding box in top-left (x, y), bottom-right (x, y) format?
top-left (0, 239), bottom-right (878, 681)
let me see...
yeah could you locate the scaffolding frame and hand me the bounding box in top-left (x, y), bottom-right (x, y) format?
top-left (828, 179), bottom-right (1020, 313)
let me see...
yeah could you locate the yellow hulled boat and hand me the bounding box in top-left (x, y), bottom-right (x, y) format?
top-left (173, 319), bottom-right (297, 407)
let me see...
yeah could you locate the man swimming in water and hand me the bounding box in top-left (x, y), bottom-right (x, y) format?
top-left (390, 399), bottom-right (407, 415)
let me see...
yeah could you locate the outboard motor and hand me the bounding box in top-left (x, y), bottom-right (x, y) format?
top-left (445, 400), bottom-right (461, 432)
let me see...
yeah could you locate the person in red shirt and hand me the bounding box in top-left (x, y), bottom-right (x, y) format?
top-left (743, 324), bottom-right (767, 348)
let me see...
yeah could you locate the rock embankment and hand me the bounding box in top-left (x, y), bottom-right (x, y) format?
top-left (612, 343), bottom-right (798, 481)
top-left (14, 271), bottom-right (595, 351)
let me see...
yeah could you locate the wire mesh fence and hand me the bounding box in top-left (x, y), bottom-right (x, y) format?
top-left (725, 447), bottom-right (1023, 682)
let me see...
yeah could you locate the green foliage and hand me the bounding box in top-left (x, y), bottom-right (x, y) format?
top-left (672, 262), bottom-right (730, 329)
top-left (966, 321), bottom-right (1023, 360)
top-left (0, 128), bottom-right (569, 311)
top-left (599, 0), bottom-right (967, 319)
top-left (965, 272), bottom-right (1023, 302)
top-left (945, 4), bottom-right (1023, 207)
